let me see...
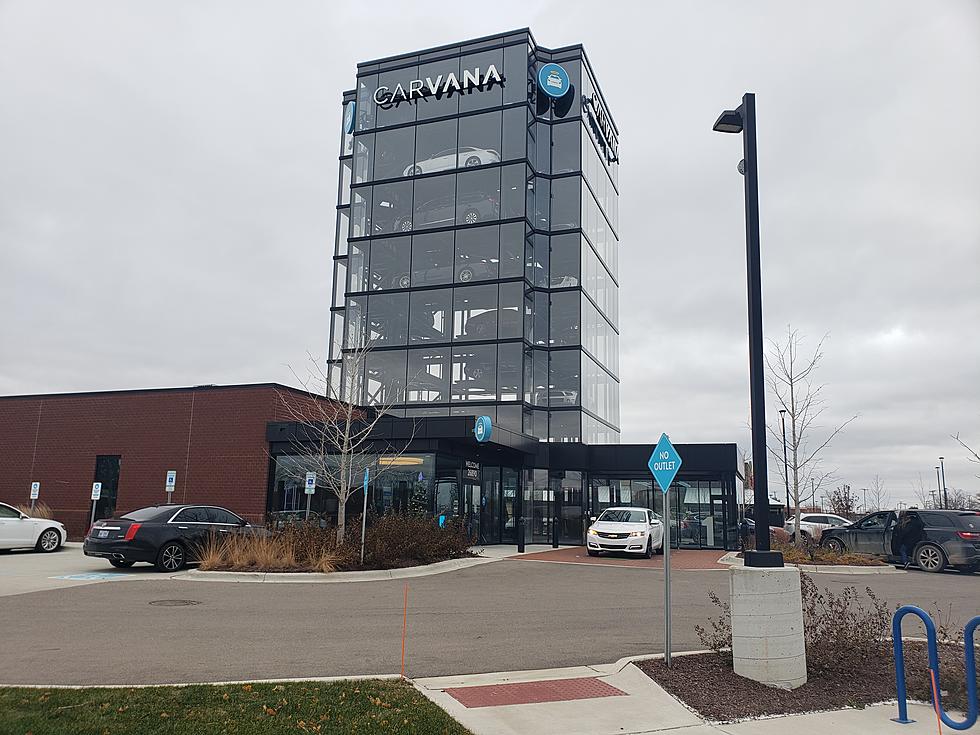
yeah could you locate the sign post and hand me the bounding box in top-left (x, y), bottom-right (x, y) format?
top-left (89, 482), bottom-right (103, 531)
top-left (648, 433), bottom-right (683, 668)
top-left (30, 482), bottom-right (40, 512)
top-left (165, 470), bottom-right (177, 503)
top-left (304, 472), bottom-right (316, 520)
top-left (359, 467), bottom-right (370, 566)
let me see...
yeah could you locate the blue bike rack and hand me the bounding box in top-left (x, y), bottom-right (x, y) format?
top-left (892, 605), bottom-right (979, 730)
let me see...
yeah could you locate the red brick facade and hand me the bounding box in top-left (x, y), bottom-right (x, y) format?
top-left (0, 384), bottom-right (324, 538)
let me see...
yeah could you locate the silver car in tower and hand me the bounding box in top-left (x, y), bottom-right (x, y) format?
top-left (403, 146), bottom-right (500, 176)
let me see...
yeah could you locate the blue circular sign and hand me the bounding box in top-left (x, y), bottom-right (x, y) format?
top-left (474, 415), bottom-right (493, 443)
top-left (344, 102), bottom-right (356, 134)
top-left (538, 63), bottom-right (570, 99)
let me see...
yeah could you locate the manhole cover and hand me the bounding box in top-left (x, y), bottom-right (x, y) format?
top-left (148, 599), bottom-right (202, 607)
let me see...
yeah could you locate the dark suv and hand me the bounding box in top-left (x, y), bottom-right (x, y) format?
top-left (820, 509), bottom-right (980, 573)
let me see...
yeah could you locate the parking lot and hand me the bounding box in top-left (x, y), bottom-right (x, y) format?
top-left (1, 544), bottom-right (977, 686)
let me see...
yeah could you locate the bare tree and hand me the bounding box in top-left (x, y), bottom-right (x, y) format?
top-left (952, 432), bottom-right (980, 480)
top-left (766, 327), bottom-right (858, 544)
top-left (828, 484), bottom-right (857, 517)
top-left (866, 474), bottom-right (890, 511)
top-left (911, 473), bottom-right (934, 509)
top-left (277, 341), bottom-right (414, 544)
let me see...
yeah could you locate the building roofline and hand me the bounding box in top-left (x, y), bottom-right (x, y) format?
top-left (356, 28), bottom-right (535, 69)
top-left (0, 382), bottom-right (329, 402)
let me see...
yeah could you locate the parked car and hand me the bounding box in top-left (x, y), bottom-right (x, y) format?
top-left (83, 504), bottom-right (262, 572)
top-left (784, 513), bottom-right (851, 542)
top-left (403, 146), bottom-right (500, 176)
top-left (394, 191), bottom-right (499, 231)
top-left (587, 506), bottom-right (664, 558)
top-left (0, 502), bottom-right (67, 553)
top-left (820, 509), bottom-right (980, 573)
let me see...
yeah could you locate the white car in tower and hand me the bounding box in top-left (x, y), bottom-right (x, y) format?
top-left (403, 146), bottom-right (500, 176)
top-left (587, 507), bottom-right (664, 558)
top-left (0, 502), bottom-right (67, 552)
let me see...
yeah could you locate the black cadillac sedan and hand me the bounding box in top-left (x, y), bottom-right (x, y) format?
top-left (83, 504), bottom-right (259, 572)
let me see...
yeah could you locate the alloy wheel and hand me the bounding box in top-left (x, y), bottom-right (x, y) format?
top-left (917, 545), bottom-right (943, 572)
top-left (40, 530), bottom-right (59, 552)
top-left (465, 156), bottom-right (481, 167)
top-left (162, 545), bottom-right (184, 571)
top-left (463, 210), bottom-right (479, 224)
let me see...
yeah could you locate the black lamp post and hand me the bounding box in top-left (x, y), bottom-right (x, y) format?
top-left (714, 93), bottom-right (782, 568)
top-left (935, 465), bottom-right (942, 509)
top-left (939, 457), bottom-right (948, 509)
top-left (779, 409), bottom-right (790, 520)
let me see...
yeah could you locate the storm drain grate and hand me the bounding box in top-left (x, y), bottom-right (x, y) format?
top-left (148, 599), bottom-right (202, 607)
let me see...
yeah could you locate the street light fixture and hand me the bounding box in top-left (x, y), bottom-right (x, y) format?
top-left (939, 456), bottom-right (948, 509)
top-left (713, 93), bottom-right (782, 568)
top-left (779, 409), bottom-right (790, 521)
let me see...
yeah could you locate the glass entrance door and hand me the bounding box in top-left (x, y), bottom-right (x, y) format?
top-left (463, 481), bottom-right (480, 543)
top-left (480, 467), bottom-right (500, 545)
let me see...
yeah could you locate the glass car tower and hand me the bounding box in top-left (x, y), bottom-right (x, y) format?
top-left (328, 29), bottom-right (621, 443)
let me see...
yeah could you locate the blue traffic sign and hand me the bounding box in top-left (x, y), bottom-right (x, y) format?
top-left (648, 433), bottom-right (682, 494)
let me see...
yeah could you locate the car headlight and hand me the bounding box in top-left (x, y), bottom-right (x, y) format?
top-left (628, 530), bottom-right (645, 537)
top-left (588, 528), bottom-right (598, 536)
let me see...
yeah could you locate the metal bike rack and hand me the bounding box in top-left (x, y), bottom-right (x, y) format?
top-left (892, 604), bottom-right (979, 730)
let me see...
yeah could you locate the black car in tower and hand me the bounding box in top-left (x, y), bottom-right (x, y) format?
top-left (83, 504), bottom-right (262, 572)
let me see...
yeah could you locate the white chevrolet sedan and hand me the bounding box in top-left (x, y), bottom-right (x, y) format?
top-left (587, 507), bottom-right (664, 558)
top-left (0, 502), bottom-right (67, 552)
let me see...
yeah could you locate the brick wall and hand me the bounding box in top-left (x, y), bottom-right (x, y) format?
top-left (0, 384), bottom-right (324, 538)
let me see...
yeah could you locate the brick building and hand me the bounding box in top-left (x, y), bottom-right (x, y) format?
top-left (0, 384), bottom-right (322, 537)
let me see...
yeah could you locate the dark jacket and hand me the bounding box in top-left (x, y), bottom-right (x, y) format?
top-left (891, 513), bottom-right (925, 555)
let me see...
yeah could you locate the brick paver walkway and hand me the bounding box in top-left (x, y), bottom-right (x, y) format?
top-left (444, 676), bottom-right (627, 708)
top-left (512, 546), bottom-right (729, 569)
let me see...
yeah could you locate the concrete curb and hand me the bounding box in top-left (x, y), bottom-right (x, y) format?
top-left (1, 674), bottom-right (402, 689)
top-left (718, 551), bottom-right (903, 575)
top-left (177, 555), bottom-right (499, 584)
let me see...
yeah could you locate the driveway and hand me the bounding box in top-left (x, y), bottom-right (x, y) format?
top-left (1, 548), bottom-right (977, 686)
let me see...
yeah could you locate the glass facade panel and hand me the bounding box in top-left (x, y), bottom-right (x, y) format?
top-left (453, 284), bottom-right (497, 341)
top-left (549, 410), bottom-right (581, 442)
top-left (550, 290), bottom-right (579, 345)
top-left (411, 231), bottom-right (454, 286)
top-left (458, 49), bottom-right (503, 113)
top-left (452, 344), bottom-right (496, 401)
top-left (500, 163), bottom-right (525, 219)
top-left (499, 222), bottom-right (524, 278)
top-left (415, 57), bottom-right (460, 121)
top-left (374, 125), bottom-right (415, 180)
top-left (550, 232), bottom-right (579, 287)
top-left (551, 175), bottom-right (581, 230)
top-left (412, 174), bottom-right (456, 231)
top-left (364, 349), bottom-right (407, 405)
top-left (497, 341), bottom-right (522, 401)
top-left (372, 180), bottom-right (413, 235)
top-left (456, 167), bottom-right (500, 226)
top-left (413, 119), bottom-right (457, 175)
top-left (458, 111), bottom-right (502, 167)
top-left (367, 292), bottom-right (408, 345)
top-left (407, 346), bottom-right (449, 402)
top-left (551, 122), bottom-right (581, 174)
top-left (369, 236), bottom-right (411, 290)
top-left (549, 349), bottom-right (580, 407)
top-left (376, 65), bottom-right (418, 128)
top-left (409, 288), bottom-right (451, 343)
top-left (497, 281), bottom-right (523, 339)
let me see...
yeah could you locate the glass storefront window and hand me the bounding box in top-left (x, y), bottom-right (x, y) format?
top-left (367, 292), bottom-right (408, 345)
top-left (411, 231), bottom-right (454, 286)
top-left (452, 344), bottom-right (496, 401)
top-left (374, 125), bottom-right (416, 180)
top-left (453, 283), bottom-right (497, 341)
top-left (363, 349), bottom-right (407, 405)
top-left (408, 288), bottom-right (451, 343)
top-left (407, 346), bottom-right (450, 402)
top-left (412, 174), bottom-right (456, 231)
top-left (455, 226), bottom-right (498, 283)
top-left (372, 181), bottom-right (413, 235)
top-left (456, 167), bottom-right (500, 226)
top-left (369, 236), bottom-right (411, 290)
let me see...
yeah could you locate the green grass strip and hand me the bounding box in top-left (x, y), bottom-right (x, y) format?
top-left (0, 680), bottom-right (471, 735)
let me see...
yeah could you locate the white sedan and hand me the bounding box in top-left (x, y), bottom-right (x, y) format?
top-left (784, 512), bottom-right (851, 542)
top-left (403, 146), bottom-right (500, 176)
top-left (0, 502), bottom-right (67, 552)
top-left (587, 507), bottom-right (664, 558)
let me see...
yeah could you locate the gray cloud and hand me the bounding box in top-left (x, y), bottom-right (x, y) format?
top-left (1, 0), bottom-right (977, 505)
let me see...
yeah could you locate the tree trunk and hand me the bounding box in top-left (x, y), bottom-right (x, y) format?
top-left (337, 497), bottom-right (347, 545)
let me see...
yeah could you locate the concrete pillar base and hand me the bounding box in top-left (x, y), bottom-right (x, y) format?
top-left (729, 565), bottom-right (807, 690)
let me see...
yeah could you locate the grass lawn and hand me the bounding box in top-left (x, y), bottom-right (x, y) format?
top-left (0, 679), bottom-right (471, 735)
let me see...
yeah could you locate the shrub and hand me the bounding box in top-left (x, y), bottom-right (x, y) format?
top-left (343, 513), bottom-right (474, 571)
top-left (16, 502), bottom-right (54, 519)
top-left (198, 524), bottom-right (338, 573)
top-left (694, 591), bottom-right (732, 657)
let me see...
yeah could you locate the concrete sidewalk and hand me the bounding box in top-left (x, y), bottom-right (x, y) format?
top-left (416, 660), bottom-right (950, 735)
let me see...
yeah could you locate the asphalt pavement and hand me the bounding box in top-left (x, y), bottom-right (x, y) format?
top-left (0, 546), bottom-right (977, 686)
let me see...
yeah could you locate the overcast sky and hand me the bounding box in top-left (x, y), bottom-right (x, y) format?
top-left (1, 1), bottom-right (977, 505)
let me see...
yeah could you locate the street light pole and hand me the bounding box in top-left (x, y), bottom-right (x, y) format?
top-left (714, 93), bottom-right (782, 568)
top-left (939, 457), bottom-right (948, 509)
top-left (935, 466), bottom-right (942, 509)
top-left (779, 409), bottom-right (790, 519)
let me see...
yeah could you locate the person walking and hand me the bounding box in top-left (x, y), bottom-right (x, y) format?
top-left (891, 511), bottom-right (925, 569)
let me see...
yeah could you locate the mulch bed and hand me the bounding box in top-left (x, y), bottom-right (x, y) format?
top-left (638, 641), bottom-right (975, 721)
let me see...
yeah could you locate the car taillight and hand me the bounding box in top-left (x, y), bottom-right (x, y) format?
top-left (956, 531), bottom-right (980, 541)
top-left (123, 523), bottom-right (142, 541)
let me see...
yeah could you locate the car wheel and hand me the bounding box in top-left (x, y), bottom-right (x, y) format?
top-left (825, 538), bottom-right (846, 554)
top-left (410, 165), bottom-right (422, 175)
top-left (587, 549), bottom-right (599, 557)
top-left (155, 542), bottom-right (186, 572)
top-left (36, 529), bottom-right (61, 553)
top-left (394, 273), bottom-right (411, 289)
top-left (462, 209), bottom-right (480, 225)
top-left (399, 219), bottom-right (412, 232)
top-left (915, 543), bottom-right (946, 573)
top-left (458, 267), bottom-right (474, 283)
top-left (109, 559), bottom-right (135, 569)
top-left (644, 539), bottom-right (653, 559)
top-left (464, 156), bottom-right (481, 167)
top-left (655, 540), bottom-right (664, 555)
